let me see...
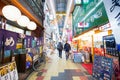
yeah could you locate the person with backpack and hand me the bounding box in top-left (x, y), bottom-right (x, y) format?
top-left (57, 42), bottom-right (63, 58)
top-left (64, 41), bottom-right (71, 60)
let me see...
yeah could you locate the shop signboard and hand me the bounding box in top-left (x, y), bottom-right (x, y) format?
top-left (0, 61), bottom-right (18, 80)
top-left (73, 6), bottom-right (82, 36)
top-left (4, 30), bottom-right (18, 50)
top-left (84, 2), bottom-right (109, 31)
top-left (8, 62), bottom-right (18, 80)
top-left (77, 0), bottom-right (100, 22)
top-left (0, 65), bottom-right (11, 80)
top-left (24, 36), bottom-right (33, 48)
top-left (73, 0), bottom-right (109, 36)
top-left (93, 55), bottom-right (113, 80)
top-left (103, 0), bottom-right (120, 45)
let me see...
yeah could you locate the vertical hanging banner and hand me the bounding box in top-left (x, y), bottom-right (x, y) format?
top-left (36, 37), bottom-right (41, 47)
top-left (4, 30), bottom-right (18, 50)
top-left (103, 0), bottom-right (120, 44)
top-left (8, 62), bottom-right (18, 80)
top-left (24, 36), bottom-right (33, 48)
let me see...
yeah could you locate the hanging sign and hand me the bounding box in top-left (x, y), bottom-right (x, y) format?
top-left (24, 36), bottom-right (33, 48)
top-left (103, 0), bottom-right (120, 44)
top-left (4, 30), bottom-right (18, 50)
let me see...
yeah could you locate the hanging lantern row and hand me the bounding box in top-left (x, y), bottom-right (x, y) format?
top-left (2, 5), bottom-right (37, 30)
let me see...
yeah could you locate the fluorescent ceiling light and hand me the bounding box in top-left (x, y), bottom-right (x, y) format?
top-left (64, 0), bottom-right (73, 29)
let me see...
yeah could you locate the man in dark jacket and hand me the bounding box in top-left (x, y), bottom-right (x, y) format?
top-left (64, 41), bottom-right (71, 60)
top-left (57, 42), bottom-right (63, 58)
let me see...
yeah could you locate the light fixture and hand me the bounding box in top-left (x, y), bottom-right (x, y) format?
top-left (2, 5), bottom-right (21, 21)
top-left (17, 15), bottom-right (30, 27)
top-left (27, 21), bottom-right (37, 30)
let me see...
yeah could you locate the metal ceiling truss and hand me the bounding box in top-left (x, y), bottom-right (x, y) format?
top-left (24, 0), bottom-right (44, 20)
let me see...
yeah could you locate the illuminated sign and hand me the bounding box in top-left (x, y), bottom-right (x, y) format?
top-left (74, 0), bottom-right (81, 5)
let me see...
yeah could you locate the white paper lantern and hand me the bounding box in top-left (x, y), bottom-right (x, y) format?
top-left (2, 5), bottom-right (21, 21)
top-left (17, 15), bottom-right (30, 27)
top-left (27, 21), bottom-right (37, 30)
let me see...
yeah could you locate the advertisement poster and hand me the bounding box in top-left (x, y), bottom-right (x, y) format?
top-left (26, 53), bottom-right (33, 69)
top-left (103, 0), bottom-right (120, 44)
top-left (8, 62), bottom-right (18, 80)
top-left (0, 65), bottom-right (11, 80)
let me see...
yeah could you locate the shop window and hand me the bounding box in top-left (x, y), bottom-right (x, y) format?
top-left (26, 31), bottom-right (31, 36)
top-left (6, 24), bottom-right (24, 34)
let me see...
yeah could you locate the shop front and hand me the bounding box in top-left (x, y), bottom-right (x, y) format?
top-left (0, 1), bottom-right (44, 80)
top-left (72, 0), bottom-right (120, 79)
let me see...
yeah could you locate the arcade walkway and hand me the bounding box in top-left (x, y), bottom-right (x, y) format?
top-left (26, 50), bottom-right (94, 80)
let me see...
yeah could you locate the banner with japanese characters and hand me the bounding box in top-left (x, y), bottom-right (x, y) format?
top-left (103, 0), bottom-right (120, 44)
top-left (24, 36), bottom-right (33, 48)
top-left (0, 61), bottom-right (18, 80)
top-left (8, 62), bottom-right (18, 80)
top-left (4, 30), bottom-right (18, 50)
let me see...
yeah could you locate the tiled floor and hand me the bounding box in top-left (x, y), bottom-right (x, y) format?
top-left (27, 50), bottom-right (94, 80)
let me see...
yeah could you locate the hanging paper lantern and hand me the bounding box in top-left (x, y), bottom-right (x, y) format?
top-left (27, 21), bottom-right (37, 30)
top-left (17, 15), bottom-right (30, 27)
top-left (2, 5), bottom-right (21, 21)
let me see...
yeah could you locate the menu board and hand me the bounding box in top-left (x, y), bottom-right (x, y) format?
top-left (92, 55), bottom-right (102, 79)
top-left (0, 65), bottom-right (10, 80)
top-left (0, 61), bottom-right (18, 80)
top-left (93, 55), bottom-right (113, 80)
top-left (8, 62), bottom-right (18, 80)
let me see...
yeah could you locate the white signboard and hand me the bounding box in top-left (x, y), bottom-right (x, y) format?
top-left (103, 0), bottom-right (120, 44)
top-left (75, 0), bottom-right (81, 4)
top-left (8, 62), bottom-right (18, 80)
top-left (0, 66), bottom-right (11, 80)
top-left (0, 61), bottom-right (18, 80)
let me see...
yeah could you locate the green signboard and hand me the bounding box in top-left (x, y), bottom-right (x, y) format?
top-left (84, 2), bottom-right (109, 30)
top-left (72, 0), bottom-right (109, 36)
